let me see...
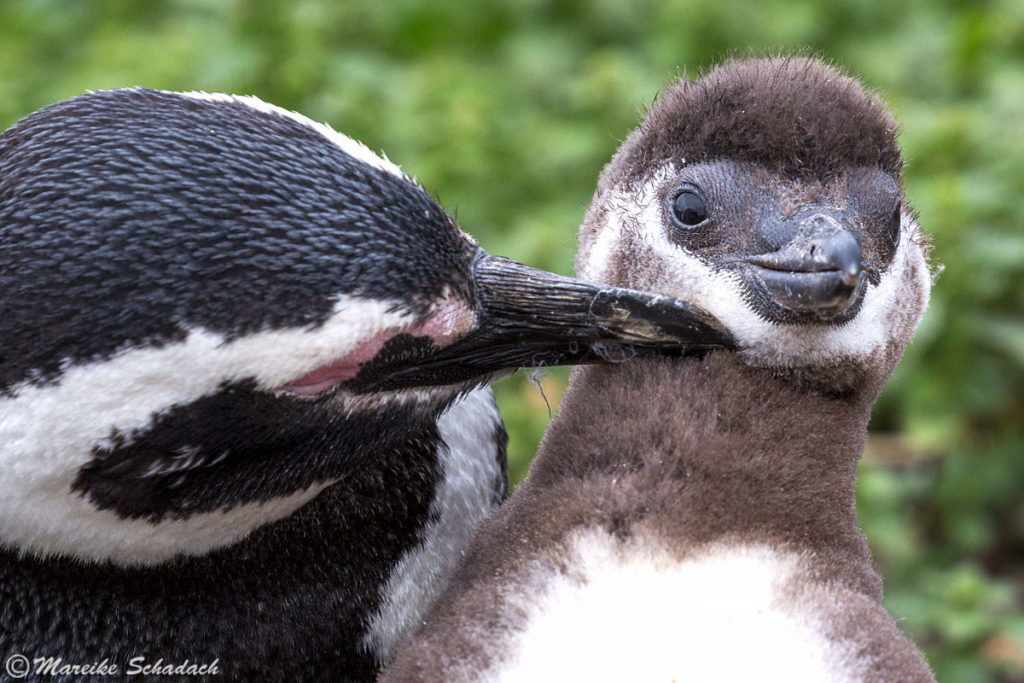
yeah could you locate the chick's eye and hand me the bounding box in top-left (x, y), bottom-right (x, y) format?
top-left (672, 191), bottom-right (708, 227)
top-left (888, 202), bottom-right (902, 246)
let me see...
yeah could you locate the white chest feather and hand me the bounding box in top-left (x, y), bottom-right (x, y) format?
top-left (364, 387), bottom-right (505, 664)
top-left (492, 532), bottom-right (857, 682)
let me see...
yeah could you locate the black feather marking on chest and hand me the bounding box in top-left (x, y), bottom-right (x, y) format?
top-left (72, 380), bottom-right (441, 520)
top-left (0, 89), bottom-right (474, 394)
top-left (1, 433), bottom-right (444, 681)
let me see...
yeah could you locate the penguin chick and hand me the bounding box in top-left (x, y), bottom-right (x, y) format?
top-left (0, 89), bottom-right (731, 679)
top-left (382, 57), bottom-right (936, 682)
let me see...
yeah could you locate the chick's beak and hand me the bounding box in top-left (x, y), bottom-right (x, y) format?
top-left (742, 213), bottom-right (865, 318)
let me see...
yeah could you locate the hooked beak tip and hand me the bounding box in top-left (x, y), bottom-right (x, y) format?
top-left (840, 265), bottom-right (861, 287)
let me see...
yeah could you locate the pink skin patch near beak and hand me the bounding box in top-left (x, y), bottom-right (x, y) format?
top-left (277, 297), bottom-right (476, 397)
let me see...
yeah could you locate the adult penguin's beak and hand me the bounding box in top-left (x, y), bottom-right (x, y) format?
top-left (345, 253), bottom-right (734, 392)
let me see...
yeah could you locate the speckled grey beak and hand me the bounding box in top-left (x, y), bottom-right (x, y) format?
top-left (743, 213), bottom-right (864, 317)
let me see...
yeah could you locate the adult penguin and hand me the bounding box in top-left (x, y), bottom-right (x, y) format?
top-left (0, 89), bottom-right (731, 680)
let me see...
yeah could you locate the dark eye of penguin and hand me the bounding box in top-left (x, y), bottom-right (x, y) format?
top-left (672, 189), bottom-right (709, 227)
top-left (887, 201), bottom-right (902, 247)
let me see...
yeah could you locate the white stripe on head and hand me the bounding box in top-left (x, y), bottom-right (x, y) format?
top-left (0, 295), bottom-right (418, 564)
top-left (581, 167), bottom-right (931, 368)
top-left (176, 91), bottom-right (408, 180)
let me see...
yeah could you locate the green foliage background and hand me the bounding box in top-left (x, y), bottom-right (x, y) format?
top-left (2, 1), bottom-right (1021, 679)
